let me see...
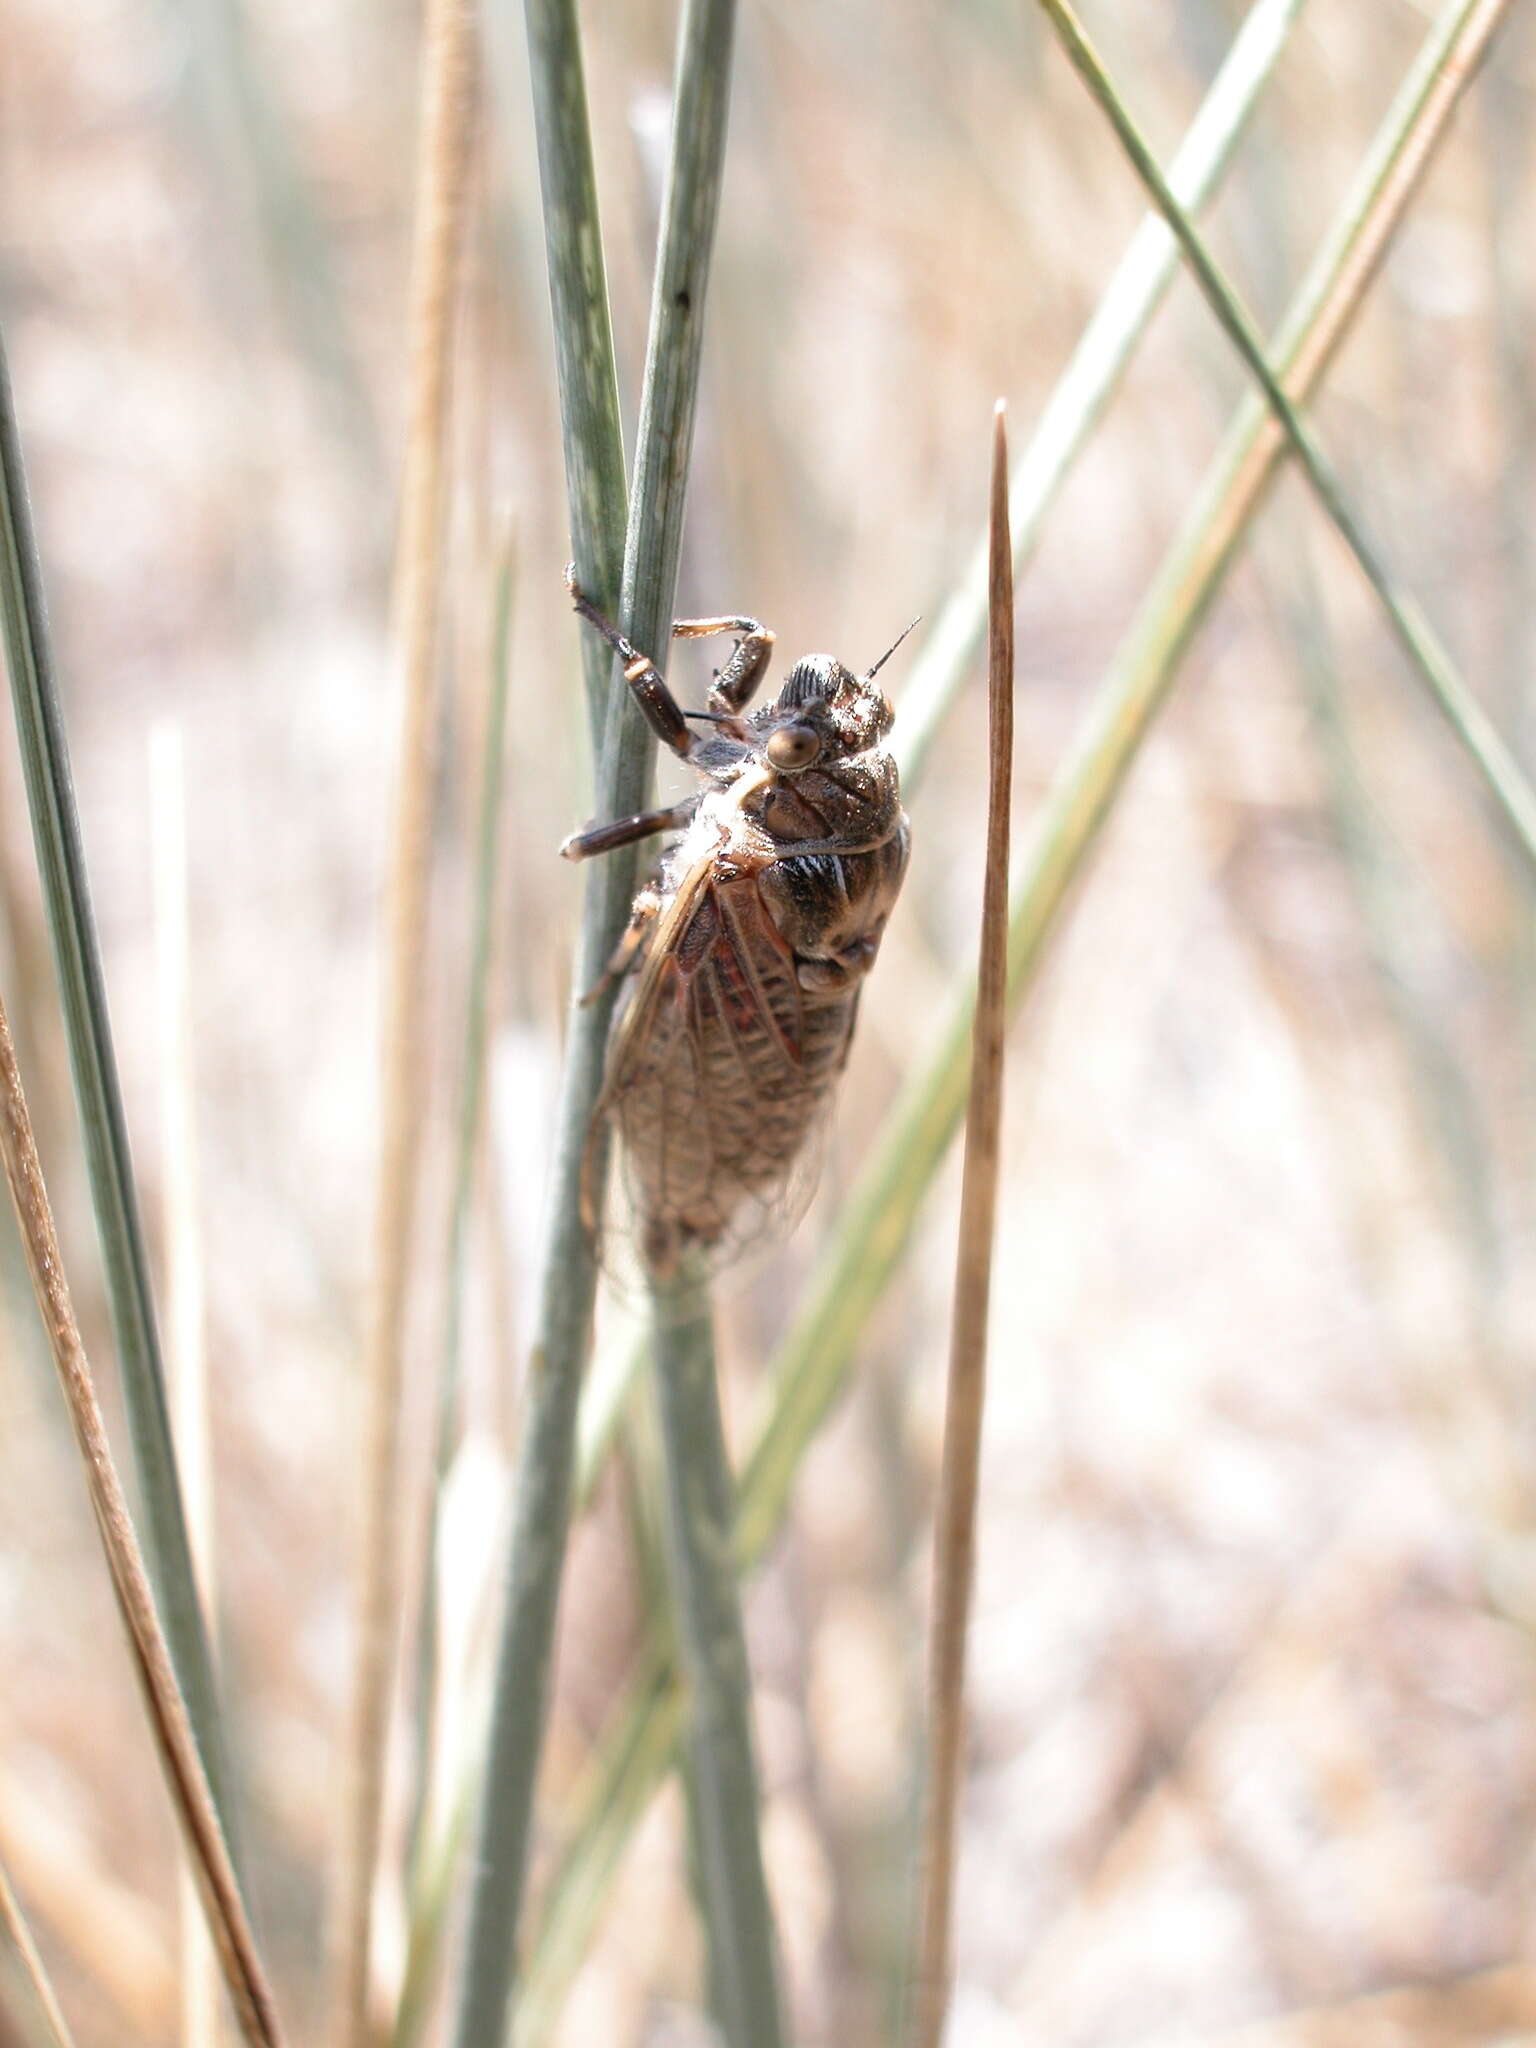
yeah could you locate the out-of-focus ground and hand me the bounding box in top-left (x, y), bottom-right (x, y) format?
top-left (4, 1), bottom-right (1536, 2042)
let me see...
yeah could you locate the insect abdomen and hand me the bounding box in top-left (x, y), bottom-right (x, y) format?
top-left (613, 870), bottom-right (859, 1269)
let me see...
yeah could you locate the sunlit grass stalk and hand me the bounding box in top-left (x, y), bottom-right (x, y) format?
top-left (910, 404), bottom-right (1014, 2048)
top-left (0, 1858), bottom-right (76, 2048)
top-left (517, 0), bottom-right (1505, 2020)
top-left (898, 0), bottom-right (1306, 786)
top-left (0, 338), bottom-right (237, 1853)
top-left (0, 990), bottom-right (284, 2048)
top-left (1033, 0), bottom-right (1536, 877)
top-left (149, 726), bottom-right (224, 2048)
top-left (651, 1254), bottom-right (785, 2048)
top-left (332, 0), bottom-right (478, 2038)
top-left (449, 0), bottom-right (741, 2038)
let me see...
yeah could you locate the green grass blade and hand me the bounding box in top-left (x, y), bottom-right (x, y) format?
top-left (615, 0), bottom-right (783, 2024)
top-left (443, 0), bottom-right (630, 2035)
top-left (0, 335), bottom-right (238, 1858)
top-left (651, 1257), bottom-right (785, 2048)
top-left (1033, 0), bottom-right (1536, 876)
top-left (519, 0), bottom-right (1506, 2020)
top-left (450, 0), bottom-right (742, 2036)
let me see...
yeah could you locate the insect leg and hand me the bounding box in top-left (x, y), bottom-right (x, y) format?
top-left (671, 614), bottom-right (776, 714)
top-left (579, 882), bottom-right (663, 1006)
top-left (560, 798), bottom-right (698, 863)
top-left (566, 567), bottom-right (694, 760)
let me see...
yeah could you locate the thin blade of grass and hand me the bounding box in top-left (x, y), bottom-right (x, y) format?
top-left (1032, 0), bottom-right (1536, 878)
top-left (613, 0), bottom-right (782, 2018)
top-left (651, 1255), bottom-right (785, 2048)
top-left (149, 726), bottom-right (224, 2048)
top-left (898, 0), bottom-right (1307, 788)
top-left (0, 991), bottom-right (285, 2048)
top-left (519, 0), bottom-right (1506, 2020)
top-left (331, 0), bottom-right (478, 2038)
top-left (438, 0), bottom-right (633, 2026)
top-left (0, 1859), bottom-right (76, 2048)
top-left (450, 0), bottom-right (741, 2036)
top-left (0, 334), bottom-right (238, 1862)
top-left (910, 402), bottom-right (1015, 2048)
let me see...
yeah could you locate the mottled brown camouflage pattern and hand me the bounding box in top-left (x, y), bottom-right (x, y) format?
top-left (566, 578), bottom-right (911, 1273)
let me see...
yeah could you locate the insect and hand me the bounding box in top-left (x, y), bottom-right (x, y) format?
top-left (562, 567), bottom-right (915, 1275)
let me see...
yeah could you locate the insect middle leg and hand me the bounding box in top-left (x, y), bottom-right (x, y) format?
top-left (560, 797), bottom-right (698, 863)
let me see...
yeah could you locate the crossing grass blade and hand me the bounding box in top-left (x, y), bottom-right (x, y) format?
top-left (898, 0), bottom-right (1308, 788)
top-left (1032, 0), bottom-right (1536, 879)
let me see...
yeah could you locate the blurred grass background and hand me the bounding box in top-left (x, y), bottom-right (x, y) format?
top-left (4, 0), bottom-right (1536, 2042)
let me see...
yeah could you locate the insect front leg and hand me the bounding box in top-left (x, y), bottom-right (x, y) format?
top-left (670, 613), bottom-right (776, 714)
top-left (560, 798), bottom-right (698, 862)
top-left (566, 568), bottom-right (695, 761)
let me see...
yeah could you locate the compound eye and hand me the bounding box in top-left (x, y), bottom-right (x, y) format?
top-left (766, 722), bottom-right (821, 772)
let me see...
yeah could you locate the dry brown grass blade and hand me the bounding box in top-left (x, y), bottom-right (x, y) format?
top-left (150, 725), bottom-right (223, 2048)
top-left (0, 1856), bottom-right (76, 2048)
top-left (332, 1), bottom-right (478, 2039)
top-left (0, 989), bottom-right (285, 2048)
top-left (910, 401), bottom-right (1015, 2048)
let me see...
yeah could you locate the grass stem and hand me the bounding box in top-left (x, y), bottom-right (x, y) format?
top-left (149, 725), bottom-right (224, 2048)
top-left (0, 333), bottom-right (238, 1870)
top-left (0, 990), bottom-right (284, 2048)
top-left (651, 1256), bottom-right (785, 2048)
top-left (450, 0), bottom-right (741, 2037)
top-left (910, 404), bottom-right (1014, 2048)
top-left (331, 0), bottom-right (478, 2037)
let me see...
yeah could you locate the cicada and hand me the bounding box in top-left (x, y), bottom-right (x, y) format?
top-left (562, 570), bottom-right (914, 1276)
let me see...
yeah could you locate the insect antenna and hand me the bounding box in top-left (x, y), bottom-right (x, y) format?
top-left (863, 615), bottom-right (922, 683)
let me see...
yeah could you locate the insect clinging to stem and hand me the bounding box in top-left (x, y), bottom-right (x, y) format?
top-left (562, 567), bottom-right (916, 1276)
